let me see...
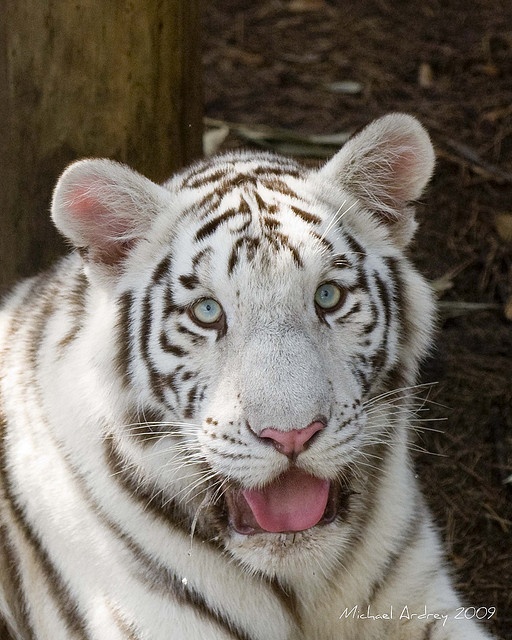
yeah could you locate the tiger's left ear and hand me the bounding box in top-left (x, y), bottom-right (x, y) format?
top-left (315, 113), bottom-right (435, 247)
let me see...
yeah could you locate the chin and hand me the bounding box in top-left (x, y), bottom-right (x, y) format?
top-left (222, 516), bottom-right (353, 584)
top-left (212, 470), bottom-right (358, 581)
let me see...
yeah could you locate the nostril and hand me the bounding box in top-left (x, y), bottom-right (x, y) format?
top-left (259, 420), bottom-right (325, 457)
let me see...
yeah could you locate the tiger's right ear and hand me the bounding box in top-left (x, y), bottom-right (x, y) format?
top-left (51, 159), bottom-right (172, 267)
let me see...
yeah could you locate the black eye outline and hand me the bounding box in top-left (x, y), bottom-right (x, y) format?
top-left (188, 297), bottom-right (226, 330)
top-left (314, 282), bottom-right (347, 314)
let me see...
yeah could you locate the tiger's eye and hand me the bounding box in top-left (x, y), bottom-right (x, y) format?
top-left (314, 283), bottom-right (344, 311)
top-left (191, 298), bottom-right (223, 325)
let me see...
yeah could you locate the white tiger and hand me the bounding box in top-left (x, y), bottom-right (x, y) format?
top-left (0, 114), bottom-right (497, 640)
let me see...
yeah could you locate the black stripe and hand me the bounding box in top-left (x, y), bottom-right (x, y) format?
top-left (370, 269), bottom-right (394, 376)
top-left (253, 190), bottom-right (267, 212)
top-left (366, 508), bottom-right (424, 607)
top-left (109, 604), bottom-right (142, 640)
top-left (56, 270), bottom-right (88, 354)
top-left (350, 353), bottom-right (371, 393)
top-left (0, 455), bottom-right (89, 638)
top-left (159, 331), bottom-right (188, 357)
top-left (253, 164), bottom-right (304, 179)
top-left (195, 208), bottom-right (245, 243)
top-left (178, 248), bottom-right (212, 292)
top-left (178, 273), bottom-right (200, 290)
top-left (361, 299), bottom-right (379, 335)
top-left (290, 205), bottom-right (322, 226)
top-left (384, 256), bottom-right (406, 346)
top-left (354, 267), bottom-right (379, 335)
top-left (422, 618), bottom-right (436, 640)
top-left (117, 291), bottom-right (135, 388)
top-left (379, 365), bottom-right (409, 401)
top-left (267, 231), bottom-right (303, 268)
top-left (0, 518), bottom-right (37, 640)
top-left (335, 300), bottom-right (362, 323)
top-left (104, 434), bottom-right (194, 534)
top-left (186, 189), bottom-right (224, 219)
top-left (0, 311), bottom-right (91, 639)
top-left (140, 286), bottom-right (167, 404)
top-left (260, 177), bottom-right (298, 199)
top-left (0, 617), bottom-right (18, 640)
top-left (262, 216), bottom-right (280, 230)
top-left (227, 237), bottom-right (260, 276)
top-left (331, 437), bottom-right (391, 579)
top-left (344, 231), bottom-right (366, 259)
top-left (123, 531), bottom-right (259, 640)
top-left (151, 253), bottom-right (172, 284)
top-left (183, 167), bottom-right (230, 190)
top-left (104, 434), bottom-right (227, 546)
top-left (192, 247), bottom-right (212, 269)
top-left (183, 384), bottom-right (199, 419)
top-left (227, 238), bottom-right (243, 275)
top-left (165, 369), bottom-right (180, 395)
top-left (122, 406), bottom-right (172, 447)
top-left (140, 258), bottom-right (187, 406)
top-left (304, 227), bottom-right (335, 255)
top-left (266, 577), bottom-right (302, 628)
top-left (176, 323), bottom-right (207, 344)
top-left (210, 175), bottom-right (257, 198)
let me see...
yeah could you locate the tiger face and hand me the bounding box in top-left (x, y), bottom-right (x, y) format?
top-left (51, 113), bottom-right (435, 580)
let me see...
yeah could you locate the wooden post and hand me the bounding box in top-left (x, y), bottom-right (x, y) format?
top-left (0, 1), bottom-right (203, 291)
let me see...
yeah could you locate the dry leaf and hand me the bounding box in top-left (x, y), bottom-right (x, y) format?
top-left (203, 126), bottom-right (230, 156)
top-left (430, 276), bottom-right (453, 295)
top-left (495, 213), bottom-right (512, 243)
top-left (505, 296), bottom-right (512, 322)
top-left (288, 0), bottom-right (325, 11)
top-left (438, 301), bottom-right (502, 318)
top-left (325, 80), bottom-right (363, 95)
top-left (418, 63), bottom-right (434, 88)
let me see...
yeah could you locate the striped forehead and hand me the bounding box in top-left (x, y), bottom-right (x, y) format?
top-left (180, 178), bottom-right (332, 274)
top-left (168, 155), bottom-right (364, 290)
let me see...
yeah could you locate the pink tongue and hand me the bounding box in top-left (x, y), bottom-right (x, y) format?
top-left (242, 468), bottom-right (330, 533)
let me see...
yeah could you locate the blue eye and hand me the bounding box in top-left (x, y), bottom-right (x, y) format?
top-left (314, 283), bottom-right (344, 311)
top-left (191, 298), bottom-right (223, 325)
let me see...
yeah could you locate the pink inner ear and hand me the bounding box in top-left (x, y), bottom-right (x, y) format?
top-left (65, 180), bottom-right (135, 264)
top-left (68, 183), bottom-right (110, 222)
top-left (385, 144), bottom-right (424, 204)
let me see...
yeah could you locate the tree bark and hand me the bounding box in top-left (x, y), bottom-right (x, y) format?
top-left (0, 1), bottom-right (203, 291)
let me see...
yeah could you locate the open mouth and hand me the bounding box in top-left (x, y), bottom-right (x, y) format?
top-left (225, 467), bottom-right (345, 535)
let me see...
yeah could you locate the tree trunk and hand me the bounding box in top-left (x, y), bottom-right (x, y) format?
top-left (0, 1), bottom-right (203, 292)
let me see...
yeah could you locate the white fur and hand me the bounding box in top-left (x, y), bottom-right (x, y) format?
top-left (0, 115), bottom-right (495, 639)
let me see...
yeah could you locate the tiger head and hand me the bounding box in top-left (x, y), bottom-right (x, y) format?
top-left (51, 113), bottom-right (435, 581)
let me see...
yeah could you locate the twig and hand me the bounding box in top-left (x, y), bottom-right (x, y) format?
top-left (438, 301), bottom-right (502, 317)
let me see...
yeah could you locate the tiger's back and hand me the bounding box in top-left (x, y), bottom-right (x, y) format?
top-left (0, 115), bottom-right (496, 639)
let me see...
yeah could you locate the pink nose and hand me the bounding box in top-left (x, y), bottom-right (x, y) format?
top-left (259, 420), bottom-right (325, 458)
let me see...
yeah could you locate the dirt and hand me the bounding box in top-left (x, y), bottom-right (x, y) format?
top-left (202, 1), bottom-right (512, 637)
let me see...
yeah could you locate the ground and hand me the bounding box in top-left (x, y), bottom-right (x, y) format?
top-left (202, 1), bottom-right (511, 638)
